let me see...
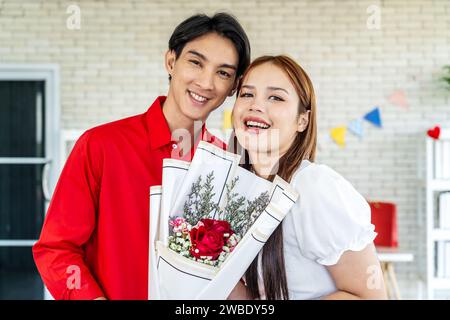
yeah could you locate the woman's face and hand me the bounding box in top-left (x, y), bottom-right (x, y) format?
top-left (233, 62), bottom-right (305, 158)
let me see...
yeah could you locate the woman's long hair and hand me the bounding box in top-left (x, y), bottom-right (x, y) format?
top-left (230, 55), bottom-right (317, 299)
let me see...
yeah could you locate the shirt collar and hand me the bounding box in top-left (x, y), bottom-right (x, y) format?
top-left (146, 96), bottom-right (173, 150)
top-left (146, 96), bottom-right (215, 151)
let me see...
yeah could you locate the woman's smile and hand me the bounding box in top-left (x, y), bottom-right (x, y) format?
top-left (243, 115), bottom-right (272, 134)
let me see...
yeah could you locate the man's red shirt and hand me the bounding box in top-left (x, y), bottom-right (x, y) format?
top-left (33, 96), bottom-right (226, 299)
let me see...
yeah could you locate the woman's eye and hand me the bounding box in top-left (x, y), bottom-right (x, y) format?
top-left (269, 95), bottom-right (284, 101)
top-left (239, 92), bottom-right (253, 98)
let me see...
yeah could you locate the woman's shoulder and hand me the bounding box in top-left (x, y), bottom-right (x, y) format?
top-left (290, 161), bottom-right (344, 190)
top-left (287, 161), bottom-right (375, 266)
top-left (289, 161), bottom-right (366, 209)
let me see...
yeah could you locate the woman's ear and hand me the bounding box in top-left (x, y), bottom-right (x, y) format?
top-left (165, 50), bottom-right (176, 78)
top-left (297, 111), bottom-right (310, 133)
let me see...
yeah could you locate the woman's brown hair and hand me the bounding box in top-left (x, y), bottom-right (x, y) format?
top-left (231, 55), bottom-right (317, 299)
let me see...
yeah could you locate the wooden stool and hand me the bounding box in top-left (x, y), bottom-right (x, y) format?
top-left (377, 247), bottom-right (414, 300)
top-left (381, 261), bottom-right (401, 299)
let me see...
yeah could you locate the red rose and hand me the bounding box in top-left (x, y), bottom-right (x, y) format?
top-left (201, 218), bottom-right (234, 236)
top-left (189, 219), bottom-right (233, 260)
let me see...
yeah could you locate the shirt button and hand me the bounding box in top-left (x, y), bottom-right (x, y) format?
top-left (172, 143), bottom-right (178, 149)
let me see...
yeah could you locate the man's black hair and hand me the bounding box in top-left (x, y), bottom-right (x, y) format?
top-left (168, 12), bottom-right (251, 81)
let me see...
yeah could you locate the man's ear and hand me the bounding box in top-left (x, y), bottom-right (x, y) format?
top-left (165, 50), bottom-right (176, 78)
top-left (228, 75), bottom-right (242, 97)
top-left (297, 111), bottom-right (310, 133)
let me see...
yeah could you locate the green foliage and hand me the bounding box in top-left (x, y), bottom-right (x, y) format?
top-left (441, 65), bottom-right (450, 89)
top-left (183, 172), bottom-right (218, 225)
top-left (182, 171), bottom-right (270, 236)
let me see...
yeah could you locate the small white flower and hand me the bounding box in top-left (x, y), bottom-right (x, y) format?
top-left (195, 221), bottom-right (204, 228)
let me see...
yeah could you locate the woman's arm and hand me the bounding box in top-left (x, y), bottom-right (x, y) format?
top-left (322, 243), bottom-right (387, 300)
top-left (227, 280), bottom-right (253, 300)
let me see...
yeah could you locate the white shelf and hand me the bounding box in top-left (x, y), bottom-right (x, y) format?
top-left (429, 180), bottom-right (450, 192)
top-left (432, 229), bottom-right (450, 241)
top-left (424, 129), bottom-right (450, 299)
top-left (431, 278), bottom-right (450, 290)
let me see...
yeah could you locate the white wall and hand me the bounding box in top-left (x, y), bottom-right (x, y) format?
top-left (1, 0), bottom-right (450, 299)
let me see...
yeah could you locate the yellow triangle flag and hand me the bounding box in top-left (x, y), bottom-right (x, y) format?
top-left (330, 126), bottom-right (346, 147)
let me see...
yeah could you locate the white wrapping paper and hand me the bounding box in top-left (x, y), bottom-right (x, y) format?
top-left (148, 141), bottom-right (299, 299)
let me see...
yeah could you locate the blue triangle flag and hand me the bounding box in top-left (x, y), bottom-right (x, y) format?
top-left (364, 107), bottom-right (382, 128)
top-left (348, 119), bottom-right (364, 138)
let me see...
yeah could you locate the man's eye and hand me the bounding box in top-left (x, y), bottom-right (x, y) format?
top-left (218, 70), bottom-right (231, 78)
top-left (189, 60), bottom-right (200, 66)
top-left (269, 95), bottom-right (284, 101)
top-left (239, 92), bottom-right (253, 98)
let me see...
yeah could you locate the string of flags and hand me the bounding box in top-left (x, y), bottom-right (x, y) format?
top-left (330, 107), bottom-right (382, 147)
top-left (388, 90), bottom-right (409, 110)
top-left (330, 89), bottom-right (408, 148)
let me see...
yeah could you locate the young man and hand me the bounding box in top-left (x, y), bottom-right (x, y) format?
top-left (33, 13), bottom-right (251, 300)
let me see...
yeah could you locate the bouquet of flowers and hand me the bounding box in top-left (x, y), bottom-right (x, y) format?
top-left (148, 141), bottom-right (299, 300)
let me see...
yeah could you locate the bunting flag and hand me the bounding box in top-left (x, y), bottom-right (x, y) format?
top-left (364, 107), bottom-right (382, 128)
top-left (330, 126), bottom-right (347, 147)
top-left (388, 90), bottom-right (409, 109)
top-left (347, 119), bottom-right (364, 138)
top-left (222, 109), bottom-right (232, 130)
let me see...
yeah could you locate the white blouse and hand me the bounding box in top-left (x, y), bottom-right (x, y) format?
top-left (257, 160), bottom-right (377, 300)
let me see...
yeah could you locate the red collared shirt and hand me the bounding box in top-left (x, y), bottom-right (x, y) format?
top-left (33, 96), bottom-right (226, 300)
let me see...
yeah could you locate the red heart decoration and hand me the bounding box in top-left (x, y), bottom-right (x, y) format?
top-left (427, 126), bottom-right (440, 140)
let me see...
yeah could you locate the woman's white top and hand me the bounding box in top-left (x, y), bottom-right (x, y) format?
top-left (257, 160), bottom-right (377, 300)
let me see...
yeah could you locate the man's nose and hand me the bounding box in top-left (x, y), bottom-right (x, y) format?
top-left (195, 69), bottom-right (214, 91)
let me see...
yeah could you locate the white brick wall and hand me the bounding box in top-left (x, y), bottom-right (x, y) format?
top-left (1, 0), bottom-right (450, 299)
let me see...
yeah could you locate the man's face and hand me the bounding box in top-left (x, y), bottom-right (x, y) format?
top-left (165, 32), bottom-right (239, 122)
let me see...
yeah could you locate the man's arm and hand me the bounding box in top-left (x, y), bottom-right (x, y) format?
top-left (33, 130), bottom-right (105, 300)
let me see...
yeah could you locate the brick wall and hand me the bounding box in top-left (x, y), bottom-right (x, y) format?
top-left (1, 0), bottom-right (450, 299)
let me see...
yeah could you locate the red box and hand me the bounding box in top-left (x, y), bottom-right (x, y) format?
top-left (368, 201), bottom-right (398, 248)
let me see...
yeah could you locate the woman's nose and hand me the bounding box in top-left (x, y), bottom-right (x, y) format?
top-left (249, 102), bottom-right (265, 113)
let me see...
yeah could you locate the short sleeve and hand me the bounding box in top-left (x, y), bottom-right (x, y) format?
top-left (291, 164), bottom-right (377, 266)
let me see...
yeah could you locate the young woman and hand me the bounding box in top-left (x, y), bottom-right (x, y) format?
top-left (229, 55), bottom-right (387, 300)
